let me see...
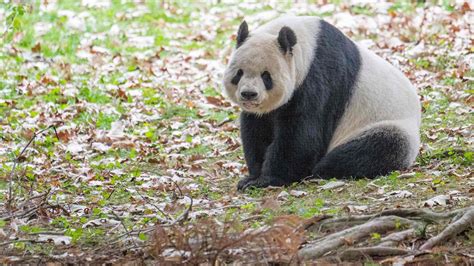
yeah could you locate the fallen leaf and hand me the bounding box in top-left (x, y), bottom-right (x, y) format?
top-left (386, 190), bottom-right (413, 198)
top-left (423, 195), bottom-right (451, 207)
top-left (289, 190), bottom-right (308, 197)
top-left (83, 218), bottom-right (121, 228)
top-left (91, 142), bottom-right (110, 152)
top-left (108, 120), bottom-right (125, 138)
top-left (66, 142), bottom-right (84, 154)
top-left (38, 234), bottom-right (72, 245)
top-left (344, 205), bottom-right (368, 213)
top-left (261, 197), bottom-right (280, 209)
top-left (277, 191), bottom-right (289, 200)
top-left (31, 42), bottom-right (41, 53)
top-left (111, 140), bottom-right (135, 149)
top-left (320, 181), bottom-right (345, 190)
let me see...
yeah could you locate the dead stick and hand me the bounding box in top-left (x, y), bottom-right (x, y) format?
top-left (376, 208), bottom-right (466, 223)
top-left (0, 239), bottom-right (49, 247)
top-left (378, 228), bottom-right (417, 247)
top-left (308, 208), bottom-right (468, 233)
top-left (299, 216), bottom-right (416, 260)
top-left (420, 207), bottom-right (474, 250)
top-left (172, 195), bottom-right (193, 225)
top-left (340, 246), bottom-right (410, 261)
top-left (133, 186), bottom-right (173, 222)
top-left (15, 189), bottom-right (50, 210)
top-left (111, 211), bottom-right (140, 250)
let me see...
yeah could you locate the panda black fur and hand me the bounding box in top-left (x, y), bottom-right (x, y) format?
top-left (223, 16), bottom-right (421, 190)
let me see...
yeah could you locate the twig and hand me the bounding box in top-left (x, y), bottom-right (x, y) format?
top-left (241, 215), bottom-right (264, 223)
top-left (111, 211), bottom-right (139, 250)
top-left (217, 117), bottom-right (232, 127)
top-left (28, 230), bottom-right (66, 235)
top-left (15, 190), bottom-right (50, 210)
top-left (108, 226), bottom-right (156, 246)
top-left (7, 125), bottom-right (57, 212)
top-left (1, 190), bottom-right (58, 222)
top-left (165, 181), bottom-right (192, 225)
top-left (211, 223), bottom-right (297, 264)
top-left (420, 206), bottom-right (474, 250)
top-left (109, 186), bottom-right (193, 245)
top-left (340, 247), bottom-right (410, 261)
top-left (172, 180), bottom-right (183, 197)
top-left (1, 201), bottom-right (48, 221)
top-left (171, 195), bottom-right (193, 225)
top-left (134, 188), bottom-right (173, 222)
top-left (105, 188), bottom-right (115, 200)
top-left (0, 239), bottom-right (49, 247)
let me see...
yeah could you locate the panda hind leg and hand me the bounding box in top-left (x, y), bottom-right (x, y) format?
top-left (313, 125), bottom-right (413, 179)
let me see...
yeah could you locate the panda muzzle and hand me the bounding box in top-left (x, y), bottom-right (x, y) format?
top-left (240, 90), bottom-right (259, 101)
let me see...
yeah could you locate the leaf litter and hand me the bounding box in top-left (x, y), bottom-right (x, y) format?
top-left (0, 1), bottom-right (473, 264)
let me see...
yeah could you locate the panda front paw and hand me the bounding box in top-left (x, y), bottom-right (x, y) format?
top-left (237, 175), bottom-right (258, 191)
top-left (237, 175), bottom-right (286, 191)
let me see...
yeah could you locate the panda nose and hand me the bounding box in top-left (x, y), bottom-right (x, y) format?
top-left (241, 91), bottom-right (258, 100)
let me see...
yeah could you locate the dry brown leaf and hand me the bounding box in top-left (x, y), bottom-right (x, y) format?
top-left (111, 140), bottom-right (135, 149)
top-left (31, 42), bottom-right (41, 53)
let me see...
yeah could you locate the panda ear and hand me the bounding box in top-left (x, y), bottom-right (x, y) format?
top-left (236, 21), bottom-right (249, 48)
top-left (277, 26), bottom-right (297, 54)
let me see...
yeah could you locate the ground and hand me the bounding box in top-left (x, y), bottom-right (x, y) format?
top-left (0, 1), bottom-right (473, 264)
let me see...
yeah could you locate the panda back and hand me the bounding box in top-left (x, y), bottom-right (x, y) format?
top-left (328, 44), bottom-right (421, 153)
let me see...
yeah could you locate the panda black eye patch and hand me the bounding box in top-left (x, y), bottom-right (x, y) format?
top-left (261, 71), bottom-right (273, 90)
top-left (231, 69), bottom-right (243, 85)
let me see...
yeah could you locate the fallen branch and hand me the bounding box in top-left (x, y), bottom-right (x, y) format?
top-left (309, 215), bottom-right (372, 233)
top-left (307, 207), bottom-right (469, 234)
top-left (299, 216), bottom-right (416, 260)
top-left (340, 247), bottom-right (410, 261)
top-left (0, 239), bottom-right (50, 247)
top-left (241, 215), bottom-right (265, 223)
top-left (375, 208), bottom-right (469, 223)
top-left (420, 206), bottom-right (474, 250)
top-left (378, 228), bottom-right (417, 247)
top-left (300, 207), bottom-right (474, 262)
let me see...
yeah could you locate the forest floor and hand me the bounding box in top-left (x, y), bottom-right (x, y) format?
top-left (0, 1), bottom-right (472, 264)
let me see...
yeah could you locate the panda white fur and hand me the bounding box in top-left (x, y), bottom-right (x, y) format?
top-left (223, 16), bottom-right (421, 190)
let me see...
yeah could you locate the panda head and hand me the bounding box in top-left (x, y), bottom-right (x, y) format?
top-left (223, 21), bottom-right (297, 114)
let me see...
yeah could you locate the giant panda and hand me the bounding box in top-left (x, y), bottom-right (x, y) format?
top-left (222, 16), bottom-right (421, 191)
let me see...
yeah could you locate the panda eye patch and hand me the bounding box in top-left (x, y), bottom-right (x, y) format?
top-left (261, 71), bottom-right (273, 90)
top-left (231, 69), bottom-right (243, 85)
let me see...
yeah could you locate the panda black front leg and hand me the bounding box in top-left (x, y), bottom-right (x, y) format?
top-left (239, 112), bottom-right (273, 181)
top-left (238, 114), bottom-right (320, 190)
